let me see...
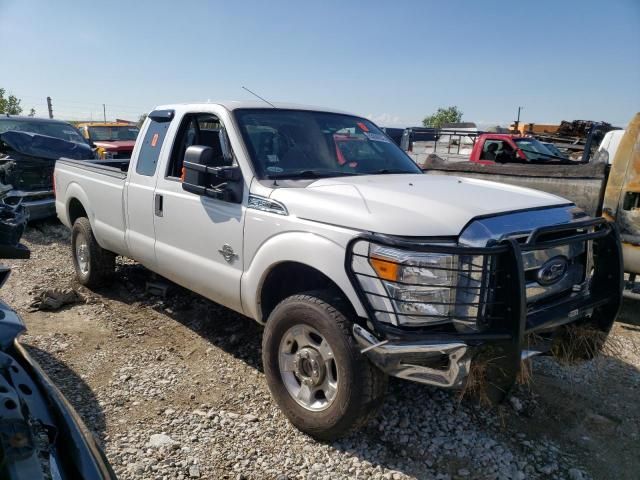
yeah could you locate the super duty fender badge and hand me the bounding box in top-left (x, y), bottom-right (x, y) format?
top-left (218, 244), bottom-right (238, 263)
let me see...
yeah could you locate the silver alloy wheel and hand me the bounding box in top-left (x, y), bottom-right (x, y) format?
top-left (278, 324), bottom-right (338, 411)
top-left (75, 233), bottom-right (90, 275)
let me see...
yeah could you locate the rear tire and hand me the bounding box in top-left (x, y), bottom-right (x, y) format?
top-left (262, 290), bottom-right (387, 440)
top-left (71, 217), bottom-right (115, 288)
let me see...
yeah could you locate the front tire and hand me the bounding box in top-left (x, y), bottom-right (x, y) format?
top-left (71, 217), bottom-right (115, 288)
top-left (262, 291), bottom-right (387, 440)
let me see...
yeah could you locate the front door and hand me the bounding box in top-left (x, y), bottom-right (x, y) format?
top-left (152, 110), bottom-right (246, 313)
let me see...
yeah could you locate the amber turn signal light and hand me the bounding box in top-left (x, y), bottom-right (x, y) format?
top-left (369, 257), bottom-right (399, 281)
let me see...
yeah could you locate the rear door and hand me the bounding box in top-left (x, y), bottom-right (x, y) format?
top-left (124, 110), bottom-right (174, 269)
top-left (151, 108), bottom-right (247, 313)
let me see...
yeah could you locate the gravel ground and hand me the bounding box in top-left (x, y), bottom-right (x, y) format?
top-left (3, 221), bottom-right (639, 480)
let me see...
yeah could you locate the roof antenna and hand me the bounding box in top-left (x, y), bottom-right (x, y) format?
top-left (242, 86), bottom-right (276, 108)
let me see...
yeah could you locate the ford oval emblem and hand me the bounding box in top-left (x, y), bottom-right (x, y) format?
top-left (537, 256), bottom-right (569, 286)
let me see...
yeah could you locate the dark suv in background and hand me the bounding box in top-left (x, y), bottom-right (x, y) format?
top-left (0, 116), bottom-right (94, 220)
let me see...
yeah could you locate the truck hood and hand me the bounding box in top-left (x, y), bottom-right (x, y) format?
top-left (269, 174), bottom-right (570, 237)
top-left (93, 140), bottom-right (135, 151)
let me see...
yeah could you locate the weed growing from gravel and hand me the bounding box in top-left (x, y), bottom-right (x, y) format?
top-left (551, 325), bottom-right (623, 364)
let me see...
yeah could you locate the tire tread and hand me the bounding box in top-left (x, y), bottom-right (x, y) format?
top-left (262, 290), bottom-right (387, 440)
top-left (71, 217), bottom-right (115, 287)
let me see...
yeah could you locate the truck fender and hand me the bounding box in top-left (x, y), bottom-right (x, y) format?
top-left (241, 231), bottom-right (367, 323)
top-left (62, 182), bottom-right (95, 229)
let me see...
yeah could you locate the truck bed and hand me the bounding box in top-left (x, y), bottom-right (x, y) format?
top-left (422, 157), bottom-right (608, 216)
top-left (54, 158), bottom-right (129, 256)
top-left (56, 158), bottom-right (129, 180)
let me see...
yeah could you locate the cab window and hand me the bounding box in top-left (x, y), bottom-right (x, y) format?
top-left (166, 113), bottom-right (234, 179)
top-left (481, 140), bottom-right (502, 160)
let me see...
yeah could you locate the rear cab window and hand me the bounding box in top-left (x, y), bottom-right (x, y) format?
top-left (136, 110), bottom-right (174, 176)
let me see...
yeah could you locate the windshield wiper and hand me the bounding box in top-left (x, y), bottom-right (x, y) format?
top-left (367, 168), bottom-right (414, 175)
top-left (266, 170), bottom-right (358, 180)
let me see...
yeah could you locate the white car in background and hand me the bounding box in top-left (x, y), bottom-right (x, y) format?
top-left (594, 129), bottom-right (625, 164)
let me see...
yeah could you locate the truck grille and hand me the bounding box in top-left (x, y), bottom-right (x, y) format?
top-left (522, 243), bottom-right (588, 304)
top-left (506, 223), bottom-right (594, 312)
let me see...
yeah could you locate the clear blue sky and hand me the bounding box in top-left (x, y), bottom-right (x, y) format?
top-left (1, 0), bottom-right (638, 127)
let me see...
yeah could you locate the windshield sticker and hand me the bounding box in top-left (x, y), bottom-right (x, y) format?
top-left (266, 166), bottom-right (284, 173)
top-left (151, 133), bottom-right (159, 147)
top-left (267, 154), bottom-right (279, 163)
top-left (357, 122), bottom-right (369, 132)
top-left (63, 129), bottom-right (77, 135)
top-left (364, 132), bottom-right (390, 143)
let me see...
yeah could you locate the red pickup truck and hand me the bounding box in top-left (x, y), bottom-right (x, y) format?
top-left (469, 134), bottom-right (563, 164)
top-left (401, 128), bottom-right (567, 165)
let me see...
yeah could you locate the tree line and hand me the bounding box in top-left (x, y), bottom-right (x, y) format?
top-left (0, 88), bottom-right (35, 116)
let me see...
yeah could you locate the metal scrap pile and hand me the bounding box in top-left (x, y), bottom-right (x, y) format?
top-left (557, 120), bottom-right (613, 138)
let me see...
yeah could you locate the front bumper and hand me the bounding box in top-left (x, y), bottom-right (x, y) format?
top-left (4, 189), bottom-right (56, 220)
top-left (353, 323), bottom-right (471, 387)
top-left (348, 218), bottom-right (624, 389)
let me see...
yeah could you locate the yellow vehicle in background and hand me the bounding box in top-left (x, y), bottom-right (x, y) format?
top-left (603, 113), bottom-right (640, 282)
top-left (76, 122), bottom-right (139, 159)
top-left (510, 122), bottom-right (560, 136)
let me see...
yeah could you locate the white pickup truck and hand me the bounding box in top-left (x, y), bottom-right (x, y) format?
top-left (54, 102), bottom-right (623, 439)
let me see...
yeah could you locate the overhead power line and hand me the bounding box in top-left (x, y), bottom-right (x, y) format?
top-left (11, 93), bottom-right (151, 113)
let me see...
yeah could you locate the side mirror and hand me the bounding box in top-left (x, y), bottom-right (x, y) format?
top-left (182, 145), bottom-right (243, 203)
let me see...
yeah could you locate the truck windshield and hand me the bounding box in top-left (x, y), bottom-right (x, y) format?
top-left (513, 138), bottom-right (558, 161)
top-left (88, 126), bottom-right (139, 141)
top-left (234, 109), bottom-right (421, 179)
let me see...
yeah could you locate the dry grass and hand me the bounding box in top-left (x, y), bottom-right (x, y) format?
top-left (459, 324), bottom-right (631, 404)
top-left (458, 348), bottom-right (528, 406)
top-left (458, 356), bottom-right (495, 406)
top-left (516, 359), bottom-right (533, 386)
top-left (551, 325), bottom-right (625, 364)
top-left (459, 354), bottom-right (535, 405)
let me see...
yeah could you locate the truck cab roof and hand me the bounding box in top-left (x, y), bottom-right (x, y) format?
top-left (152, 101), bottom-right (354, 116)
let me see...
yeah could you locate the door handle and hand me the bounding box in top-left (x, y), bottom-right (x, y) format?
top-left (154, 193), bottom-right (163, 217)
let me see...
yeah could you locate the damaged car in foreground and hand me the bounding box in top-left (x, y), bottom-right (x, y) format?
top-left (0, 117), bottom-right (94, 220)
top-left (0, 201), bottom-right (116, 479)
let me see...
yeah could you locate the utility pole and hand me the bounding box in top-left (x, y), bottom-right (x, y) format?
top-left (46, 96), bottom-right (53, 118)
top-left (514, 106), bottom-right (523, 133)
top-left (103, 104), bottom-right (107, 123)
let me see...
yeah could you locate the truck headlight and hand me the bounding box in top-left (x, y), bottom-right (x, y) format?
top-left (350, 241), bottom-right (459, 327)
